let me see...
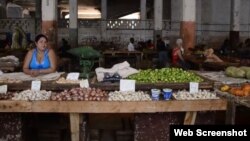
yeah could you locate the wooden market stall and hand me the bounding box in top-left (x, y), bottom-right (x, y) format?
top-left (0, 99), bottom-right (227, 141)
top-left (195, 71), bottom-right (250, 124)
top-left (0, 70), bottom-right (230, 141)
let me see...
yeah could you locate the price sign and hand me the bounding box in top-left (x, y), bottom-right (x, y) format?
top-left (0, 85), bottom-right (7, 94)
top-left (31, 81), bottom-right (41, 91)
top-left (189, 82), bottom-right (199, 94)
top-left (80, 79), bottom-right (89, 88)
top-left (120, 79), bottom-right (135, 92)
top-left (66, 73), bottom-right (80, 80)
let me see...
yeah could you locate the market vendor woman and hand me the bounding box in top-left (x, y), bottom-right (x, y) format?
top-left (23, 34), bottom-right (57, 77)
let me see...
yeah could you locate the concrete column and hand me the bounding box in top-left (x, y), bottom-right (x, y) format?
top-left (140, 0), bottom-right (146, 39)
top-left (230, 0), bottom-right (241, 48)
top-left (154, 0), bottom-right (163, 40)
top-left (35, 0), bottom-right (41, 34)
top-left (42, 0), bottom-right (57, 48)
top-left (101, 0), bottom-right (107, 41)
top-left (69, 0), bottom-right (78, 48)
top-left (140, 0), bottom-right (146, 20)
top-left (180, 0), bottom-right (196, 51)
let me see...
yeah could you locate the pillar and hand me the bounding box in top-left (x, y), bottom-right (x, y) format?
top-left (101, 0), bottom-right (107, 40)
top-left (230, 0), bottom-right (240, 49)
top-left (35, 0), bottom-right (41, 34)
top-left (42, 0), bottom-right (57, 48)
top-left (141, 0), bottom-right (147, 39)
top-left (140, 0), bottom-right (146, 21)
top-left (154, 0), bottom-right (163, 41)
top-left (69, 0), bottom-right (78, 48)
top-left (180, 0), bottom-right (196, 51)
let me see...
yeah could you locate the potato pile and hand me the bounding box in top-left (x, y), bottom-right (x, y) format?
top-left (108, 91), bottom-right (151, 101)
top-left (51, 88), bottom-right (108, 101)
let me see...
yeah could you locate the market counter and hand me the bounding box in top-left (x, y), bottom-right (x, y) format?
top-left (0, 99), bottom-right (227, 141)
top-left (0, 100), bottom-right (227, 113)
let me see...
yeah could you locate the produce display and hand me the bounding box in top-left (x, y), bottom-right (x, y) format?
top-left (225, 66), bottom-right (250, 79)
top-left (220, 83), bottom-right (250, 97)
top-left (195, 71), bottom-right (249, 84)
top-left (12, 90), bottom-right (52, 101)
top-left (51, 88), bottom-right (108, 101)
top-left (108, 91), bottom-right (151, 101)
top-left (0, 92), bottom-right (14, 100)
top-left (173, 90), bottom-right (219, 100)
top-left (127, 68), bottom-right (203, 83)
top-left (56, 77), bottom-right (80, 84)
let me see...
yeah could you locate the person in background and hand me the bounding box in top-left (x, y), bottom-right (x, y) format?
top-left (156, 35), bottom-right (168, 67)
top-left (163, 37), bottom-right (172, 62)
top-left (23, 34), bottom-right (57, 77)
top-left (219, 38), bottom-right (230, 55)
top-left (172, 38), bottom-right (190, 69)
top-left (204, 48), bottom-right (223, 63)
top-left (128, 37), bottom-right (135, 51)
top-left (59, 38), bottom-right (71, 57)
top-left (146, 39), bottom-right (155, 50)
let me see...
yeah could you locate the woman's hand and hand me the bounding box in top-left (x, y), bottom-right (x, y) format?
top-left (30, 70), bottom-right (40, 77)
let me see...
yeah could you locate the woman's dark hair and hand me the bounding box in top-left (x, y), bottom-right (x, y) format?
top-left (35, 34), bottom-right (48, 42)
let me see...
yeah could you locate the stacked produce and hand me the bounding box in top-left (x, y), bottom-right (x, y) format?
top-left (51, 87), bottom-right (108, 101)
top-left (56, 77), bottom-right (80, 84)
top-left (0, 92), bottom-right (14, 100)
top-left (225, 66), bottom-right (250, 79)
top-left (127, 68), bottom-right (203, 83)
top-left (12, 90), bottom-right (52, 100)
top-left (173, 90), bottom-right (219, 100)
top-left (220, 83), bottom-right (250, 97)
top-left (108, 91), bottom-right (151, 101)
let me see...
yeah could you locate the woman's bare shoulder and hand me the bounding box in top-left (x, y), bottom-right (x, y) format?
top-left (27, 48), bottom-right (35, 54)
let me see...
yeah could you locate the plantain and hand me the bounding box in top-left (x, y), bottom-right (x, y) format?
top-left (220, 85), bottom-right (230, 92)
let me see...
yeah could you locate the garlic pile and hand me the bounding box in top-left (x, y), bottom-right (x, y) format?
top-left (108, 91), bottom-right (151, 101)
top-left (173, 90), bottom-right (219, 100)
top-left (12, 90), bottom-right (51, 101)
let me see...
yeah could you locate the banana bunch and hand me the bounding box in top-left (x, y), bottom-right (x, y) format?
top-left (220, 85), bottom-right (230, 92)
top-left (11, 26), bottom-right (27, 49)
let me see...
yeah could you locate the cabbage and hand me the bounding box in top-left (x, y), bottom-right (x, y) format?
top-left (225, 66), bottom-right (237, 77)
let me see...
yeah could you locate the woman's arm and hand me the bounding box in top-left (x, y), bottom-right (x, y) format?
top-left (212, 54), bottom-right (223, 62)
top-left (23, 49), bottom-right (38, 76)
top-left (39, 49), bottom-right (57, 74)
top-left (177, 50), bottom-right (185, 61)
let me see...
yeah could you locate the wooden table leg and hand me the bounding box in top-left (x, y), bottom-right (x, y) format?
top-left (184, 112), bottom-right (197, 125)
top-left (70, 113), bottom-right (81, 141)
top-left (225, 100), bottom-right (236, 125)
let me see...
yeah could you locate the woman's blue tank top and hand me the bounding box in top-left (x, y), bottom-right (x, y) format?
top-left (29, 48), bottom-right (51, 70)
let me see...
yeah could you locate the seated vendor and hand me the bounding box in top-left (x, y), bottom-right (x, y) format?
top-left (23, 34), bottom-right (57, 77)
top-left (204, 48), bottom-right (223, 63)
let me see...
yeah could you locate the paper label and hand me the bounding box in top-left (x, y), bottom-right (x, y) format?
top-left (31, 81), bottom-right (41, 91)
top-left (120, 79), bottom-right (135, 92)
top-left (66, 73), bottom-right (80, 80)
top-left (0, 85), bottom-right (7, 94)
top-left (189, 82), bottom-right (199, 94)
top-left (80, 79), bottom-right (89, 88)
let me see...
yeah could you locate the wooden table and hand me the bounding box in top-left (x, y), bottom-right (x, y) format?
top-left (102, 50), bottom-right (142, 68)
top-left (185, 55), bottom-right (240, 71)
top-left (0, 100), bottom-right (227, 141)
